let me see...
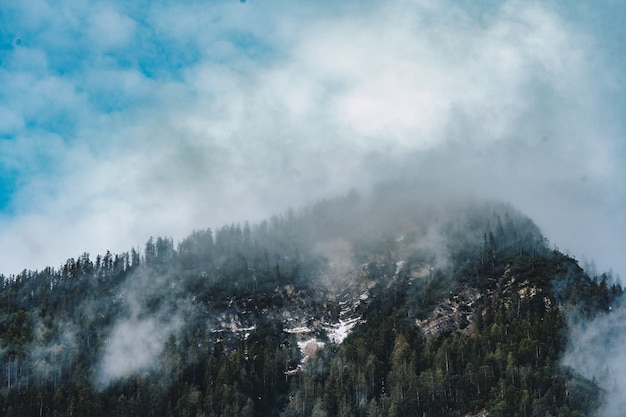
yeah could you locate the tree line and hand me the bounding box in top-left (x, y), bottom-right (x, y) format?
top-left (0, 187), bottom-right (620, 416)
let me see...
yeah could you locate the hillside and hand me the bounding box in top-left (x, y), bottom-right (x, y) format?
top-left (0, 187), bottom-right (620, 417)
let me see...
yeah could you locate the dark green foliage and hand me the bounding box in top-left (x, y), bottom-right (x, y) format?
top-left (0, 188), bottom-right (618, 416)
top-left (281, 248), bottom-right (615, 416)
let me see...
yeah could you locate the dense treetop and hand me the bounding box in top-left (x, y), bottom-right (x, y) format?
top-left (0, 185), bottom-right (620, 416)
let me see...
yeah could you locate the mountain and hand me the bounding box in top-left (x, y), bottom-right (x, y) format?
top-left (0, 185), bottom-right (620, 417)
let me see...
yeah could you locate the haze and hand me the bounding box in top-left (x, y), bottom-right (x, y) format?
top-left (0, 0), bottom-right (624, 277)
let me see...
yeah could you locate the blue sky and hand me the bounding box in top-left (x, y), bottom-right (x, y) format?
top-left (0, 0), bottom-right (625, 278)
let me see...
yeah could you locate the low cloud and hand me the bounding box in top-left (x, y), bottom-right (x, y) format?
top-left (94, 266), bottom-right (193, 389)
top-left (563, 298), bottom-right (626, 417)
top-left (29, 317), bottom-right (80, 387)
top-left (97, 314), bottom-right (183, 388)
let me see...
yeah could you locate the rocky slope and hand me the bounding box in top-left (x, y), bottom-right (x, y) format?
top-left (0, 188), bottom-right (619, 417)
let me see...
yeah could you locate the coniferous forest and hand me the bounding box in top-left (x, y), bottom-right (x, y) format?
top-left (0, 186), bottom-right (620, 417)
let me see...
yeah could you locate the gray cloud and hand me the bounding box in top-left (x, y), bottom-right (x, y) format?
top-left (97, 313), bottom-right (183, 388)
top-left (563, 299), bottom-right (626, 417)
top-left (0, 0), bottom-right (624, 281)
top-left (94, 266), bottom-right (193, 389)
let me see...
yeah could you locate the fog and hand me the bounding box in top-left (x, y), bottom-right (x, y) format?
top-left (95, 267), bottom-right (191, 389)
top-left (0, 0), bottom-right (623, 278)
top-left (3, 3), bottom-right (626, 412)
top-left (563, 297), bottom-right (626, 417)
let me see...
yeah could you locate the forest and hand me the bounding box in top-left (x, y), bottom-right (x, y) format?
top-left (0, 186), bottom-right (620, 416)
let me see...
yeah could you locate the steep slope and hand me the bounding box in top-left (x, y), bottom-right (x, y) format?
top-left (282, 243), bottom-right (619, 417)
top-left (0, 186), bottom-right (620, 417)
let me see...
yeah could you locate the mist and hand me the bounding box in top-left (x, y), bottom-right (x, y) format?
top-left (0, 0), bottom-right (624, 280)
top-left (94, 266), bottom-right (191, 389)
top-left (563, 295), bottom-right (626, 417)
top-left (1, 1), bottom-right (626, 411)
top-left (0, 175), bottom-right (619, 414)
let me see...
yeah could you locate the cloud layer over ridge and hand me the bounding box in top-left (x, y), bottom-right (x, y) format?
top-left (0, 0), bottom-right (624, 277)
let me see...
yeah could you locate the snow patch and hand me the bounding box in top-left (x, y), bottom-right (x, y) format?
top-left (297, 338), bottom-right (325, 358)
top-left (324, 316), bottom-right (363, 344)
top-left (395, 260), bottom-right (406, 275)
top-left (284, 337), bottom-right (326, 376)
top-left (211, 324), bottom-right (257, 339)
top-left (285, 326), bottom-right (313, 334)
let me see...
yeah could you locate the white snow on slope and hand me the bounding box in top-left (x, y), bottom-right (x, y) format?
top-left (324, 316), bottom-right (362, 344)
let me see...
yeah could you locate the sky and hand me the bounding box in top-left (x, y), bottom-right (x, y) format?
top-left (0, 0), bottom-right (625, 278)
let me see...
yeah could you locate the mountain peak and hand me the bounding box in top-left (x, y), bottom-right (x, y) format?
top-left (0, 189), bottom-right (619, 416)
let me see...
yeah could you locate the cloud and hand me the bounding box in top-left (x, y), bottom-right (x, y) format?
top-left (97, 314), bottom-right (183, 387)
top-left (94, 266), bottom-right (191, 388)
top-left (563, 299), bottom-right (626, 417)
top-left (86, 6), bottom-right (136, 50)
top-left (0, 0), bottom-right (624, 280)
top-left (29, 317), bottom-right (80, 386)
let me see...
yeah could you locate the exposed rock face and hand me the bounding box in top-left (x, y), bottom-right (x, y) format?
top-left (416, 286), bottom-right (481, 338)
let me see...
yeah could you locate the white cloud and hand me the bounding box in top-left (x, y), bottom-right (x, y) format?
top-left (87, 7), bottom-right (136, 49)
top-left (97, 315), bottom-right (181, 386)
top-left (0, 107), bottom-right (24, 135)
top-left (0, 0), bottom-right (624, 280)
top-left (563, 301), bottom-right (626, 417)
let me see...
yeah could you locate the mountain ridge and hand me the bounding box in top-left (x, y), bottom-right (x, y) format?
top-left (0, 187), bottom-right (620, 416)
